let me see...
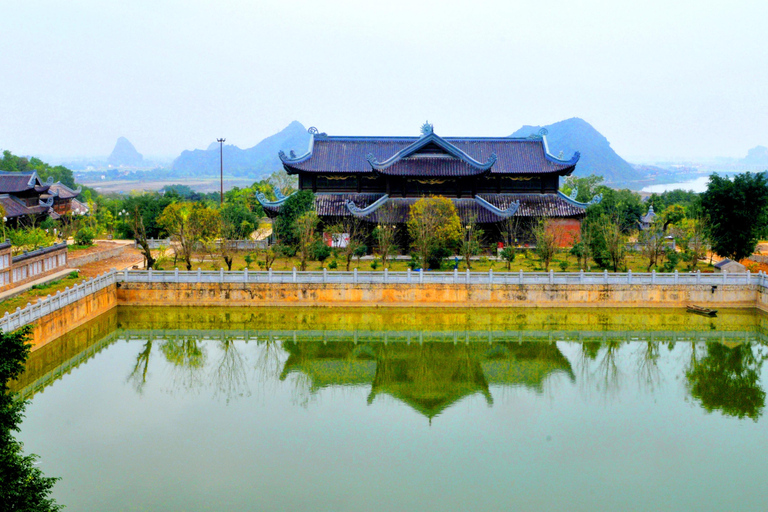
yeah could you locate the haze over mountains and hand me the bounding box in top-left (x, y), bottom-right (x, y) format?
top-left (171, 121), bottom-right (311, 178)
top-left (107, 137), bottom-right (143, 167)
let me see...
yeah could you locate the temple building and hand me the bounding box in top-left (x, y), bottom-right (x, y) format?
top-left (258, 124), bottom-right (601, 242)
top-left (0, 171), bottom-right (87, 225)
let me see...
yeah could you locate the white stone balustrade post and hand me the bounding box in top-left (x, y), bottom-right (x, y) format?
top-left (466, 268), bottom-right (470, 284)
top-left (220, 268), bottom-right (224, 281)
top-left (723, 270), bottom-right (727, 284)
top-left (268, 267), bottom-right (273, 283)
top-left (674, 269), bottom-right (678, 284)
top-left (419, 268), bottom-right (424, 284)
top-left (174, 268), bottom-right (179, 280)
top-left (407, 268), bottom-right (412, 283)
top-left (747, 270), bottom-right (751, 285)
top-left (652, 270), bottom-right (656, 284)
top-left (384, 268), bottom-right (388, 283)
top-left (519, 269), bottom-right (523, 284)
top-left (488, 268), bottom-right (493, 285)
top-left (292, 267), bottom-right (297, 283)
top-left (197, 268), bottom-right (202, 282)
top-left (454, 268), bottom-right (458, 283)
top-left (353, 268), bottom-right (358, 284)
top-left (244, 268), bottom-right (248, 282)
top-left (697, 270), bottom-right (701, 284)
top-left (323, 268), bottom-right (328, 283)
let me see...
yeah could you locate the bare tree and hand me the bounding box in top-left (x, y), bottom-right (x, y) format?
top-left (532, 219), bottom-right (561, 271)
top-left (375, 204), bottom-right (398, 269)
top-left (327, 217), bottom-right (364, 271)
top-left (129, 205), bottom-right (156, 269)
top-left (639, 220), bottom-right (666, 271)
top-left (295, 211), bottom-right (319, 271)
top-left (460, 214), bottom-right (483, 269)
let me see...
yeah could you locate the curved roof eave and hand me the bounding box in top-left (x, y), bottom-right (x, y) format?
top-left (366, 132), bottom-right (497, 171)
top-left (278, 129), bottom-right (317, 165)
top-left (345, 194), bottom-right (391, 218)
top-left (557, 190), bottom-right (602, 208)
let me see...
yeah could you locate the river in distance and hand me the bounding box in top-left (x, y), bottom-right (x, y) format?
top-left (12, 307), bottom-right (768, 511)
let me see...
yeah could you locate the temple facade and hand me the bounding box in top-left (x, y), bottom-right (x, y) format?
top-left (258, 125), bottom-right (601, 242)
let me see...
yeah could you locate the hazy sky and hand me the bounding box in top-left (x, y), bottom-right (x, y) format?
top-left (1, 0), bottom-right (766, 161)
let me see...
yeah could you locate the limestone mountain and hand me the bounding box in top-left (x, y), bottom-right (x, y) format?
top-left (107, 137), bottom-right (144, 167)
top-left (172, 121), bottom-right (311, 178)
top-left (743, 145), bottom-right (768, 166)
top-left (510, 118), bottom-right (643, 187)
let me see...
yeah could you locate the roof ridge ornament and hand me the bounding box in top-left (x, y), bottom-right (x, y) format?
top-left (308, 127), bottom-right (319, 134)
top-left (345, 194), bottom-right (390, 217)
top-left (557, 190), bottom-right (602, 208)
top-left (474, 195), bottom-right (520, 219)
top-left (367, 132), bottom-right (496, 173)
top-left (255, 190), bottom-right (295, 208)
top-left (420, 121), bottom-right (433, 136)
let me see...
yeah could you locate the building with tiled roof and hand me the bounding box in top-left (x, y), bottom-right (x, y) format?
top-left (0, 172), bottom-right (87, 224)
top-left (257, 124), bottom-right (602, 240)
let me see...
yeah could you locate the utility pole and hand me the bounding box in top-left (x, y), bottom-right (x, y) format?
top-left (217, 138), bottom-right (226, 205)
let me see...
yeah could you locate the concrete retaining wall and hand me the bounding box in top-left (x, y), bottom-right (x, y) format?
top-left (116, 281), bottom-right (761, 309)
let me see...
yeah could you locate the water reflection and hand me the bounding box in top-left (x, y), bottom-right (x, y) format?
top-left (686, 342), bottom-right (767, 420)
top-left (13, 307), bottom-right (768, 422)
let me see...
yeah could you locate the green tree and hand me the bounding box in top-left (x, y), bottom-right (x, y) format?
top-left (701, 172), bottom-right (768, 261)
top-left (532, 219), bottom-right (560, 270)
top-left (273, 190), bottom-right (315, 247)
top-left (407, 197), bottom-right (461, 270)
top-left (0, 326), bottom-right (63, 511)
top-left (295, 211), bottom-right (319, 271)
top-left (460, 215), bottom-right (483, 269)
top-left (561, 174), bottom-right (605, 203)
top-left (158, 202), bottom-right (221, 270)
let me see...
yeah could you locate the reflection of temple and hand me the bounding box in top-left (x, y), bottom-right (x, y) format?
top-left (280, 341), bottom-right (574, 420)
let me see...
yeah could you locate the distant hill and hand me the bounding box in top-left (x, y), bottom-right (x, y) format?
top-left (743, 145), bottom-right (768, 166)
top-left (107, 137), bottom-right (143, 167)
top-left (510, 118), bottom-right (643, 187)
top-left (172, 121), bottom-right (311, 178)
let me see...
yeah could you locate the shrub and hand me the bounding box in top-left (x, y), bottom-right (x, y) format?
top-left (558, 260), bottom-right (569, 272)
top-left (328, 259), bottom-right (338, 269)
top-left (371, 259), bottom-right (379, 270)
top-left (74, 227), bottom-right (95, 247)
top-left (312, 240), bottom-right (331, 262)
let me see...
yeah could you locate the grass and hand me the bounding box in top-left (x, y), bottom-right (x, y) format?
top-left (149, 249), bottom-right (716, 274)
top-left (0, 271), bottom-right (83, 316)
top-left (68, 244), bottom-right (94, 251)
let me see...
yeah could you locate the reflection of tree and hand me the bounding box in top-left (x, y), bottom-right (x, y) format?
top-left (254, 338), bottom-right (285, 384)
top-left (160, 338), bottom-right (206, 391)
top-left (686, 343), bottom-right (766, 421)
top-left (127, 340), bottom-right (153, 394)
top-left (635, 341), bottom-right (661, 391)
top-left (583, 341), bottom-right (623, 396)
top-left (212, 338), bottom-right (249, 403)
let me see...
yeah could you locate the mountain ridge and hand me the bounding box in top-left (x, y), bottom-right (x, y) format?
top-left (172, 121), bottom-right (310, 178)
top-left (510, 118), bottom-right (643, 186)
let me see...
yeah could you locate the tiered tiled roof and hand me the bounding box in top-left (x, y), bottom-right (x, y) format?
top-left (264, 193), bottom-right (586, 223)
top-left (0, 195), bottom-right (52, 218)
top-left (280, 131), bottom-right (579, 177)
top-left (48, 182), bottom-right (82, 199)
top-left (0, 171), bottom-right (49, 193)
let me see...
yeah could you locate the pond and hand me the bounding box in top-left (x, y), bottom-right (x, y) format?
top-left (13, 307), bottom-right (768, 511)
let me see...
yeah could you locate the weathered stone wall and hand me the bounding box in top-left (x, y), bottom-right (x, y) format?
top-left (116, 281), bottom-right (760, 309)
top-left (67, 244), bottom-right (125, 268)
top-left (28, 283), bottom-right (117, 349)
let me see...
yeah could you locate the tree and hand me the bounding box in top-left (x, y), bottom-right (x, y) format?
top-left (219, 202), bottom-right (262, 270)
top-left (327, 217), bottom-right (364, 271)
top-left (1, 325), bottom-right (63, 511)
top-left (273, 191), bottom-right (314, 247)
top-left (500, 247), bottom-right (516, 270)
top-left (158, 202), bottom-right (220, 270)
top-left (584, 211), bottom-right (626, 271)
top-left (701, 172), bottom-right (768, 261)
top-left (295, 211), bottom-right (319, 271)
top-left (532, 219), bottom-right (560, 271)
top-left (407, 197), bottom-right (461, 270)
top-left (374, 203), bottom-right (399, 269)
top-left (460, 215), bottom-right (483, 269)
top-left (661, 204), bottom-right (685, 231)
top-left (638, 219), bottom-right (666, 271)
top-left (560, 174), bottom-right (605, 203)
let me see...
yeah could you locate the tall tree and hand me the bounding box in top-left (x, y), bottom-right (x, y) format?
top-left (460, 215), bottom-right (483, 270)
top-left (407, 197), bottom-right (461, 270)
top-left (532, 219), bottom-right (560, 271)
top-left (701, 172), bottom-right (768, 261)
top-left (1, 326), bottom-right (63, 511)
top-left (295, 211), bottom-right (319, 271)
top-left (158, 202), bottom-right (220, 270)
top-left (326, 217), bottom-right (364, 271)
top-left (273, 190), bottom-right (314, 247)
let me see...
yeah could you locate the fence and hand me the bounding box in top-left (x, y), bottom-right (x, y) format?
top-left (0, 270), bottom-right (118, 332)
top-left (3, 268), bottom-right (768, 333)
top-left (143, 239), bottom-right (267, 250)
top-left (120, 268), bottom-right (768, 287)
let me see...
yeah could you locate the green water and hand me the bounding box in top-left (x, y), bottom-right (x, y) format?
top-left (14, 307), bottom-right (768, 511)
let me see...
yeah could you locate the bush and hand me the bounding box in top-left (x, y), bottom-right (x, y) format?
top-left (558, 260), bottom-right (569, 272)
top-left (371, 259), bottom-right (379, 270)
top-left (328, 259), bottom-right (338, 269)
top-left (427, 246), bottom-right (451, 270)
top-left (74, 227), bottom-right (95, 246)
top-left (312, 240), bottom-right (331, 262)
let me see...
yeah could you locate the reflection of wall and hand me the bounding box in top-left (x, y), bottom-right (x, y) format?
top-left (10, 308), bottom-right (118, 396)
